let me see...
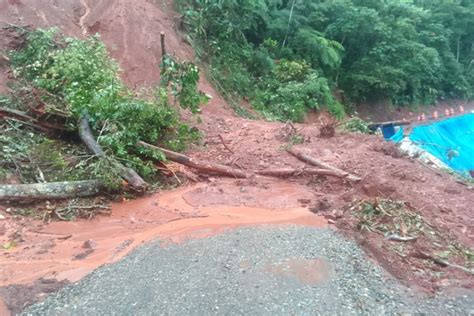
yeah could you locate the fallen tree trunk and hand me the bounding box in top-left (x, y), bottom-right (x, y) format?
top-left (0, 180), bottom-right (102, 202)
top-left (287, 148), bottom-right (361, 182)
top-left (138, 141), bottom-right (247, 178)
top-left (368, 120), bottom-right (411, 130)
top-left (78, 116), bottom-right (148, 192)
top-left (256, 168), bottom-right (346, 178)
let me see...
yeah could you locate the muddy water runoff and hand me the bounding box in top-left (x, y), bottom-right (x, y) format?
top-left (1, 179), bottom-right (328, 287)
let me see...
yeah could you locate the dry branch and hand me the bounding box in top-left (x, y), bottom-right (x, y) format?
top-left (0, 106), bottom-right (66, 132)
top-left (138, 141), bottom-right (247, 178)
top-left (256, 168), bottom-right (345, 178)
top-left (218, 134), bottom-right (234, 154)
top-left (0, 180), bottom-right (102, 202)
top-left (414, 251), bottom-right (474, 275)
top-left (78, 116), bottom-right (148, 192)
top-left (287, 148), bottom-right (361, 182)
top-left (386, 234), bottom-right (417, 242)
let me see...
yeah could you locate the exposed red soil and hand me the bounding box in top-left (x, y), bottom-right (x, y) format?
top-left (0, 0), bottom-right (233, 117)
top-left (0, 0), bottom-right (473, 314)
top-left (0, 180), bottom-right (328, 313)
top-left (195, 118), bottom-right (474, 290)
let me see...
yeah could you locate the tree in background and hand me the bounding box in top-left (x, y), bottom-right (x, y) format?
top-left (177, 0), bottom-right (474, 121)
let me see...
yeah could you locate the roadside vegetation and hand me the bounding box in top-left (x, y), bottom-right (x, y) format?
top-left (1, 27), bottom-right (206, 214)
top-left (176, 0), bottom-right (474, 121)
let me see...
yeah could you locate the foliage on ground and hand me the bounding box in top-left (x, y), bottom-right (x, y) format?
top-left (349, 198), bottom-right (473, 266)
top-left (341, 117), bottom-right (372, 134)
top-left (352, 198), bottom-right (424, 237)
top-left (176, 0), bottom-right (474, 120)
top-left (3, 198), bottom-right (111, 222)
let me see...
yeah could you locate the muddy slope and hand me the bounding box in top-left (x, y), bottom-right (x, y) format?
top-left (0, 0), bottom-right (231, 116)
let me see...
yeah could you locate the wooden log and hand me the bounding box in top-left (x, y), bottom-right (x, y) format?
top-left (0, 106), bottom-right (66, 132)
top-left (138, 141), bottom-right (247, 178)
top-left (1, 106), bottom-right (38, 123)
top-left (0, 180), bottom-right (102, 202)
top-left (368, 120), bottom-right (411, 130)
top-left (78, 116), bottom-right (148, 192)
top-left (160, 32), bottom-right (167, 57)
top-left (287, 148), bottom-right (361, 182)
top-left (78, 116), bottom-right (106, 156)
top-left (256, 168), bottom-right (344, 178)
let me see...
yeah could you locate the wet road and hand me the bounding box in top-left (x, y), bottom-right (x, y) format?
top-left (24, 226), bottom-right (474, 315)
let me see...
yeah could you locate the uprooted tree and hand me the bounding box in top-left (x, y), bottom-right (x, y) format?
top-left (0, 27), bottom-right (207, 199)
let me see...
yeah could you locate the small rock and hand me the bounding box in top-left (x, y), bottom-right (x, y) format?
top-left (0, 214), bottom-right (5, 220)
top-left (73, 249), bottom-right (94, 261)
top-left (297, 199), bottom-right (311, 205)
top-left (324, 210), bottom-right (343, 221)
top-left (82, 239), bottom-right (97, 250)
top-left (318, 198), bottom-right (331, 211)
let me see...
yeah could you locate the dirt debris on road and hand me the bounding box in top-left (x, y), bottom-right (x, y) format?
top-left (22, 227), bottom-right (474, 315)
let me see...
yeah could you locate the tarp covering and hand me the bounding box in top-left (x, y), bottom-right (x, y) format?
top-left (409, 113), bottom-right (474, 175)
top-left (389, 127), bottom-right (404, 143)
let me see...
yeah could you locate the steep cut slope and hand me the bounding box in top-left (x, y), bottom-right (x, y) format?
top-left (0, 0), bottom-right (231, 116)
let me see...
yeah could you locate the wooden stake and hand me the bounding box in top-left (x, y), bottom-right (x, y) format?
top-left (160, 32), bottom-right (167, 57)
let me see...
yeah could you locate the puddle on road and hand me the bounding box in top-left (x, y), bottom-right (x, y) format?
top-left (1, 179), bottom-right (327, 287)
top-left (263, 258), bottom-right (335, 286)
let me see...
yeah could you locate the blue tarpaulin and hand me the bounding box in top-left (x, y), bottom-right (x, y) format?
top-left (408, 113), bottom-right (474, 175)
top-left (389, 127), bottom-right (404, 143)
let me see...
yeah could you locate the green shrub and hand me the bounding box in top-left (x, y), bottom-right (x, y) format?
top-left (160, 55), bottom-right (209, 113)
top-left (254, 61), bottom-right (344, 122)
top-left (9, 28), bottom-right (203, 186)
top-left (342, 117), bottom-right (372, 134)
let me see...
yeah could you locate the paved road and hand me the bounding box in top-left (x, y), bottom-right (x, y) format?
top-left (24, 226), bottom-right (473, 315)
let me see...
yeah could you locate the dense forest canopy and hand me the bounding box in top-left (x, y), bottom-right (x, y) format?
top-left (176, 0), bottom-right (474, 121)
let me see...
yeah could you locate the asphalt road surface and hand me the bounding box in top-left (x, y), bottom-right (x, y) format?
top-left (24, 226), bottom-right (474, 315)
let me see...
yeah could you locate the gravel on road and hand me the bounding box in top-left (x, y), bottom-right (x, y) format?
top-left (24, 226), bottom-right (474, 315)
